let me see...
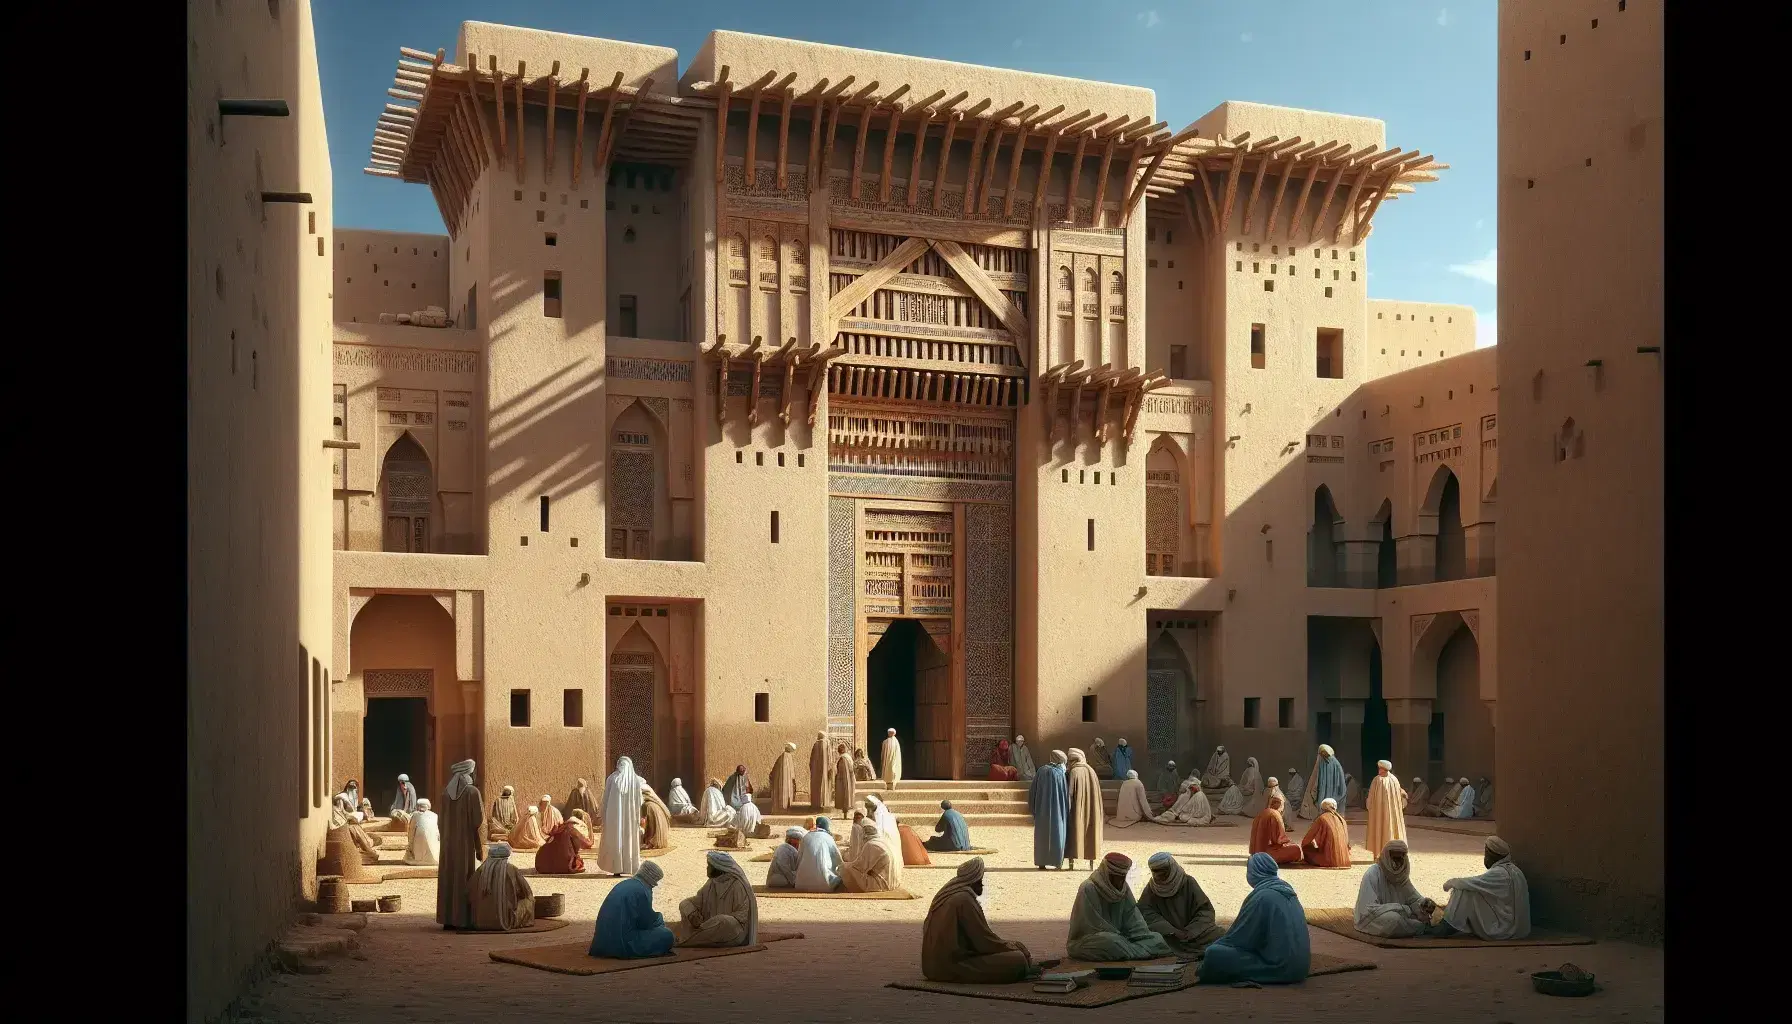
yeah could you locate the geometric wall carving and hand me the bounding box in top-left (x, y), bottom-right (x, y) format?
top-left (363, 668), bottom-right (433, 697)
top-left (607, 650), bottom-right (655, 775)
top-left (963, 502), bottom-right (1014, 775)
top-left (827, 497), bottom-right (856, 739)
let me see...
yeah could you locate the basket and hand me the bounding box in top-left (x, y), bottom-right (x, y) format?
top-left (351, 899), bottom-right (378, 914)
top-left (318, 884), bottom-right (351, 915)
top-left (1531, 970), bottom-right (1596, 997)
top-left (534, 893), bottom-right (566, 919)
top-left (377, 894), bottom-right (402, 913)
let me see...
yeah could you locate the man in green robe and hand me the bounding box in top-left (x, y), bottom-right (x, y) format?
top-left (1064, 852), bottom-right (1174, 961)
top-left (1138, 851), bottom-right (1227, 958)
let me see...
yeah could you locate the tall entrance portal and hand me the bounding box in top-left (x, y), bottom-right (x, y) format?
top-left (364, 695), bottom-right (430, 808)
top-left (867, 619), bottom-right (952, 779)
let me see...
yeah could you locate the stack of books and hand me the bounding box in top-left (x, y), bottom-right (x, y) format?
top-left (1126, 963), bottom-right (1188, 989)
top-left (1032, 969), bottom-right (1095, 993)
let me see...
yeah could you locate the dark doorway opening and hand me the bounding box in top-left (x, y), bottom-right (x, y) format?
top-left (867, 620), bottom-right (951, 779)
top-left (365, 697), bottom-right (429, 808)
top-left (1360, 639), bottom-right (1391, 779)
top-left (1377, 516), bottom-right (1397, 587)
top-left (1315, 711), bottom-right (1334, 748)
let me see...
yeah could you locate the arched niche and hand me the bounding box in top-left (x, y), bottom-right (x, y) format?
top-left (1370, 499), bottom-right (1396, 588)
top-left (606, 622), bottom-right (666, 784)
top-left (1418, 465), bottom-right (1466, 582)
top-left (1145, 436), bottom-right (1191, 577)
top-left (380, 432), bottom-right (435, 553)
top-left (1145, 628), bottom-right (1197, 769)
top-left (606, 399), bottom-right (671, 560)
top-left (1308, 485), bottom-right (1344, 587)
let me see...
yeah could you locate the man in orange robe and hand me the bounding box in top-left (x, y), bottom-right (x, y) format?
top-left (1300, 798), bottom-right (1352, 868)
top-left (1249, 796), bottom-right (1303, 866)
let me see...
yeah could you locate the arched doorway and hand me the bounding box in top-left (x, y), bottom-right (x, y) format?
top-left (1309, 485), bottom-right (1343, 587)
top-left (349, 593), bottom-right (460, 803)
top-left (607, 624), bottom-right (662, 782)
top-left (1435, 471), bottom-right (1465, 581)
top-left (381, 433), bottom-right (433, 553)
top-left (608, 401), bottom-right (668, 560)
top-left (867, 619), bottom-right (951, 779)
top-left (1371, 499), bottom-right (1396, 588)
top-left (1433, 623), bottom-right (1493, 788)
top-left (1145, 439), bottom-right (1184, 577)
top-left (1146, 629), bottom-right (1195, 769)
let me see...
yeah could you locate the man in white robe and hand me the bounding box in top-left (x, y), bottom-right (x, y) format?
top-left (881, 728), bottom-right (903, 791)
top-left (1237, 758), bottom-right (1266, 815)
top-left (1449, 779), bottom-right (1478, 819)
top-left (865, 795), bottom-right (900, 845)
top-left (1433, 836), bottom-right (1531, 940)
top-left (1353, 839), bottom-right (1436, 938)
top-left (596, 756), bottom-right (645, 878)
top-left (729, 793), bottom-right (765, 837)
top-left (667, 778), bottom-right (696, 816)
top-left (1154, 780), bottom-right (1214, 825)
top-left (1111, 770), bottom-right (1155, 827)
top-left (1282, 769), bottom-right (1305, 815)
top-left (1217, 780), bottom-right (1245, 815)
top-left (1011, 735), bottom-right (1037, 780)
top-left (390, 774), bottom-right (418, 817)
top-left (692, 779), bottom-right (732, 826)
top-left (767, 827), bottom-right (806, 888)
top-left (795, 817), bottom-right (844, 892)
top-left (1201, 746), bottom-right (1231, 790)
top-left (404, 798), bottom-right (441, 865)
top-left (1363, 760), bottom-right (1408, 858)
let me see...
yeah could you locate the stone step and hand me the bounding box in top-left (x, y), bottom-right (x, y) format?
top-left (762, 812), bottom-right (1034, 828)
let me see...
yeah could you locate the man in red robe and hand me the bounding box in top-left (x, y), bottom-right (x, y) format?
top-left (1300, 798), bottom-right (1352, 868)
top-left (1249, 796), bottom-right (1303, 866)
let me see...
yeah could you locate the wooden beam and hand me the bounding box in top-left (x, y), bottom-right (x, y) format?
top-left (1260, 142), bottom-right (1316, 240)
top-left (802, 80), bottom-right (828, 193)
top-left (961, 119), bottom-right (991, 217)
top-left (488, 57), bottom-right (508, 167)
top-left (461, 60), bottom-right (494, 165)
top-left (568, 69), bottom-right (590, 188)
top-left (1123, 143), bottom-right (1171, 225)
top-left (878, 102), bottom-right (903, 203)
top-left (1216, 143), bottom-right (1246, 237)
top-left (973, 123), bottom-right (1007, 219)
top-left (600, 76), bottom-right (652, 172)
top-left (1065, 131), bottom-right (1092, 223)
top-left (905, 108), bottom-right (931, 209)
top-left (1333, 161), bottom-right (1376, 245)
top-left (930, 112), bottom-right (961, 213)
top-left (544, 62), bottom-right (560, 181)
top-left (1241, 150), bottom-right (1275, 235)
top-left (819, 99), bottom-right (843, 195)
top-left (1311, 152), bottom-right (1365, 244)
top-left (826, 236), bottom-right (931, 325)
top-left (1284, 152), bottom-right (1325, 244)
top-left (1352, 168), bottom-right (1400, 246)
top-left (1030, 128), bottom-right (1063, 222)
top-left (514, 62), bottom-right (527, 184)
top-left (1090, 133), bottom-right (1119, 228)
top-left (743, 81), bottom-right (765, 188)
top-left (712, 78), bottom-right (733, 185)
top-left (776, 82), bottom-right (802, 191)
top-left (933, 239), bottom-right (1030, 339)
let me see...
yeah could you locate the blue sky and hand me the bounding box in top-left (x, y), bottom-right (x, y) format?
top-left (316, 1), bottom-right (1495, 344)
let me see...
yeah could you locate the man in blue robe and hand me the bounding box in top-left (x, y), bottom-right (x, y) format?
top-left (1297, 744), bottom-right (1348, 820)
top-left (1029, 749), bottom-right (1069, 869)
top-left (1198, 853), bottom-right (1311, 984)
top-left (924, 800), bottom-right (973, 852)
top-left (1111, 739), bottom-right (1135, 779)
top-left (588, 861), bottom-right (675, 959)
top-left (795, 815), bottom-right (844, 891)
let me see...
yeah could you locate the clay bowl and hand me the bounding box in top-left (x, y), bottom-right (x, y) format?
top-left (535, 893), bottom-right (566, 919)
top-left (1531, 970), bottom-right (1595, 997)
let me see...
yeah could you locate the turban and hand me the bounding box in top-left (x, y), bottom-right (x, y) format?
top-left (814, 816), bottom-right (832, 831)
top-left (397, 774), bottom-right (409, 782)
top-left (1216, 746), bottom-right (1225, 753)
top-left (1266, 777), bottom-right (1279, 787)
top-left (1068, 748), bottom-right (1087, 763)
top-left (785, 741), bottom-right (798, 752)
top-left (526, 806), bottom-right (539, 816)
top-left (887, 728), bottom-right (897, 736)
top-left (858, 820), bottom-right (880, 843)
top-left (1050, 750), bottom-right (1068, 765)
top-left (487, 842), bottom-right (512, 859)
top-left (1412, 777), bottom-right (1422, 783)
top-left (416, 799), bottom-right (431, 811)
top-left (940, 800), bottom-right (953, 810)
top-left (1127, 770), bottom-right (1139, 780)
top-left (445, 760), bottom-right (476, 800)
top-left (784, 827), bottom-right (806, 842)
top-left (1015, 734), bottom-right (1025, 742)
top-left (542, 794), bottom-right (553, 802)
top-left (927, 856), bottom-right (987, 916)
top-left (1485, 836), bottom-right (1511, 860)
top-left (1246, 851), bottom-right (1280, 888)
top-left (1146, 851), bottom-right (1186, 898)
top-left (1167, 760), bottom-right (1176, 767)
top-left (1321, 798), bottom-right (1338, 811)
top-left (635, 861), bottom-right (665, 886)
top-left (1103, 851), bottom-right (1133, 870)
top-left (1377, 760), bottom-right (1392, 770)
top-left (1319, 744), bottom-right (1335, 757)
top-left (1117, 738), bottom-right (1128, 746)
top-left (500, 785), bottom-right (514, 796)
top-left (1378, 839), bottom-right (1412, 887)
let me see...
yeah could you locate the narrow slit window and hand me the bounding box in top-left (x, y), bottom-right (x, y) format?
top-left (619, 294), bottom-right (638, 337)
top-left (563, 689), bottom-right (584, 728)
top-left (539, 495), bottom-right (550, 532)
top-left (1250, 324), bottom-right (1266, 370)
top-left (1278, 697), bottom-right (1294, 729)
top-left (1087, 518), bottom-right (1096, 551)
top-left (1244, 697), bottom-right (1261, 728)
top-left (543, 271), bottom-right (563, 318)
top-left (770, 511), bottom-right (780, 544)
top-left (1081, 695), bottom-right (1098, 722)
top-left (754, 693), bottom-right (770, 723)
top-left (510, 689), bottom-right (531, 727)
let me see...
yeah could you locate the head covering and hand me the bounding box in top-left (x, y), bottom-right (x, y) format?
top-left (672, 778), bottom-right (682, 788)
top-left (928, 856), bottom-right (987, 916)
top-left (1318, 744), bottom-right (1334, 757)
top-left (1145, 851), bottom-right (1187, 898)
top-left (1127, 770), bottom-right (1139, 780)
top-left (487, 842), bottom-right (512, 859)
top-left (1104, 851), bottom-right (1133, 870)
top-left (1050, 750), bottom-right (1068, 765)
top-left (635, 861), bottom-right (665, 886)
top-left (1093, 737), bottom-right (1104, 745)
top-left (1246, 851), bottom-right (1280, 888)
top-left (1378, 839), bottom-right (1411, 887)
top-left (416, 798), bottom-right (431, 811)
top-left (1117, 738), bottom-right (1128, 746)
top-left (1412, 776), bottom-right (1422, 783)
top-left (1485, 836), bottom-right (1511, 861)
top-left (526, 805), bottom-right (539, 816)
top-left (785, 827), bottom-right (806, 843)
top-left (1089, 853), bottom-right (1134, 902)
top-left (1167, 760), bottom-right (1175, 768)
top-left (445, 759), bottom-right (476, 800)
top-left (703, 850), bottom-right (758, 943)
top-left (887, 728), bottom-right (897, 736)
top-left (1067, 748), bottom-right (1087, 764)
top-left (785, 741), bottom-right (797, 752)
top-left (857, 820), bottom-right (880, 844)
top-left (1320, 798), bottom-right (1338, 811)
top-left (1266, 776), bottom-right (1278, 787)
top-left (940, 800), bottom-right (953, 810)
top-left (398, 774), bottom-right (409, 782)
top-left (1015, 734), bottom-right (1025, 743)
top-left (1377, 760), bottom-right (1392, 770)
top-left (814, 816), bottom-right (831, 832)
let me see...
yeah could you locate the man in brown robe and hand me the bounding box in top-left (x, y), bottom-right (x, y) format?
top-left (469, 842), bottom-right (535, 932)
top-left (487, 785), bottom-right (519, 839)
top-left (920, 857), bottom-right (1044, 983)
top-left (833, 743), bottom-right (856, 815)
top-left (1300, 798), bottom-right (1352, 867)
top-left (1064, 748), bottom-right (1104, 871)
top-left (436, 758), bottom-right (488, 929)
top-left (1248, 796), bottom-right (1303, 866)
top-left (1138, 851), bottom-right (1227, 958)
top-left (809, 731), bottom-right (832, 811)
top-left (768, 741), bottom-right (799, 813)
top-left (641, 785), bottom-right (673, 851)
top-left (565, 778), bottom-right (599, 822)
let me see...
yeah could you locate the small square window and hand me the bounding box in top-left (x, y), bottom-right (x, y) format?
top-left (510, 690), bottom-right (531, 727)
top-left (1263, 280), bottom-right (1274, 292)
top-left (564, 689), bottom-right (584, 727)
top-left (543, 272), bottom-right (562, 318)
top-left (536, 210), bottom-right (545, 222)
top-left (1081, 695), bottom-right (1098, 722)
top-left (580, 198), bottom-right (590, 208)
top-left (545, 233), bottom-right (557, 246)
top-left (1324, 286), bottom-right (1333, 298)
top-left (754, 692), bottom-right (770, 723)
top-left (1278, 697), bottom-right (1294, 729)
top-left (514, 190), bottom-right (523, 201)
top-left (1244, 697), bottom-right (1261, 729)
top-left (755, 451), bottom-right (764, 466)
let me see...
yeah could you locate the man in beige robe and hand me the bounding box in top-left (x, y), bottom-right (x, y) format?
top-left (436, 758), bottom-right (488, 930)
top-left (487, 785), bottom-right (519, 839)
top-left (1427, 778), bottom-right (1467, 818)
top-left (809, 731), bottom-right (832, 812)
top-left (840, 820), bottom-right (902, 893)
top-left (1064, 748), bottom-right (1103, 871)
top-left (768, 741), bottom-right (799, 813)
top-left (1404, 777), bottom-right (1430, 814)
top-left (920, 857), bottom-right (1042, 983)
top-left (833, 743), bottom-right (856, 815)
top-left (1422, 778), bottom-right (1457, 816)
top-left (641, 784), bottom-right (673, 851)
top-left (1363, 760), bottom-right (1408, 857)
top-left (674, 850), bottom-right (758, 947)
top-left (469, 842), bottom-right (535, 932)
top-left (881, 728), bottom-right (903, 791)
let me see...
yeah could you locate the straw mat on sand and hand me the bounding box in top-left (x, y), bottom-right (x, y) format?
top-left (490, 931), bottom-right (803, 975)
top-left (752, 885), bottom-right (916, 900)
top-left (1304, 907), bottom-right (1593, 949)
top-left (887, 953), bottom-right (1374, 1007)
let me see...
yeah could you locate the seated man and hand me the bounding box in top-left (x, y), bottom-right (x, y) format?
top-left (1155, 780), bottom-right (1215, 825)
top-left (640, 784), bottom-right (673, 851)
top-left (921, 857), bottom-right (1045, 983)
top-left (1064, 852), bottom-right (1174, 961)
top-left (537, 794), bottom-right (565, 834)
top-left (589, 862), bottom-right (676, 959)
top-left (923, 800), bottom-right (973, 852)
top-left (1404, 777), bottom-right (1430, 815)
top-left (404, 798), bottom-right (441, 866)
top-left (795, 816), bottom-right (843, 892)
top-left (1422, 778), bottom-right (1458, 817)
top-left (666, 778), bottom-right (696, 817)
top-left (1431, 836), bottom-right (1531, 940)
top-left (852, 747), bottom-right (878, 782)
top-left (1216, 780), bottom-right (1245, 817)
top-left (839, 820), bottom-right (903, 893)
top-left (1353, 839), bottom-right (1437, 938)
top-left (767, 827), bottom-right (806, 888)
top-left (1198, 853), bottom-right (1310, 985)
top-left (1112, 771), bottom-right (1155, 828)
top-left (1249, 797), bottom-right (1303, 866)
top-left (729, 793), bottom-right (767, 838)
top-left (468, 843), bottom-right (535, 932)
top-left (1300, 798), bottom-right (1352, 868)
top-left (487, 785), bottom-right (519, 840)
top-left (1449, 779), bottom-right (1478, 820)
top-left (1138, 852), bottom-right (1227, 958)
top-left (1473, 777), bottom-right (1495, 818)
top-left (674, 851), bottom-right (759, 948)
top-left (328, 796), bottom-right (380, 865)
top-left (508, 805), bottom-right (545, 850)
top-left (536, 810), bottom-right (595, 874)
top-left (691, 779), bottom-right (732, 826)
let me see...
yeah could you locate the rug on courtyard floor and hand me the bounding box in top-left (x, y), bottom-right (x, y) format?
top-left (344, 866), bottom-right (436, 883)
top-left (1402, 817), bottom-right (1497, 836)
top-left (752, 885), bottom-right (916, 899)
top-left (887, 953), bottom-right (1375, 1007)
top-left (489, 931), bottom-right (804, 976)
top-left (1304, 907), bottom-right (1593, 948)
top-left (379, 916), bottom-right (571, 935)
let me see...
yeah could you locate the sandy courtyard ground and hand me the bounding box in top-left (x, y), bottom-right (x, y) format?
top-left (229, 817), bottom-right (1662, 1024)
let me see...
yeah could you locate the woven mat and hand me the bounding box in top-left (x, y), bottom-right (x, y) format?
top-left (909, 848), bottom-right (1000, 866)
top-left (1403, 818), bottom-right (1498, 836)
top-left (489, 930), bottom-right (803, 976)
top-left (395, 917), bottom-right (570, 935)
top-left (752, 885), bottom-right (916, 900)
top-left (343, 866), bottom-right (437, 883)
top-left (887, 954), bottom-right (1374, 1007)
top-left (643, 846), bottom-right (675, 858)
top-left (1150, 820), bottom-right (1241, 828)
top-left (1304, 907), bottom-right (1593, 948)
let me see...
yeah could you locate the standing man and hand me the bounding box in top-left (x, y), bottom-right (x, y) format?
top-left (1028, 750), bottom-right (1069, 870)
top-left (881, 728), bottom-right (904, 791)
top-left (768, 741), bottom-right (799, 813)
top-left (1297, 745), bottom-right (1346, 820)
top-left (1363, 760), bottom-right (1408, 858)
top-left (1064, 748), bottom-right (1103, 872)
top-left (435, 758), bottom-right (487, 930)
top-left (809, 731), bottom-right (832, 812)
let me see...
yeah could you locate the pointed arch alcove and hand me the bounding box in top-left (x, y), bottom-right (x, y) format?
top-left (606, 399), bottom-right (674, 561)
top-left (380, 432), bottom-right (436, 553)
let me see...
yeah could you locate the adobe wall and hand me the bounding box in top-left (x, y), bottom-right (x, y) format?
top-left (187, 0), bottom-right (334, 1020)
top-left (1496, 0), bottom-right (1663, 940)
top-left (331, 229), bottom-right (451, 323)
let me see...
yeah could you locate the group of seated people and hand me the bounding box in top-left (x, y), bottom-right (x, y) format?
top-left (587, 853), bottom-right (761, 959)
top-left (1353, 835), bottom-right (1531, 940)
top-left (1249, 796), bottom-right (1353, 868)
top-left (1406, 776), bottom-right (1495, 819)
